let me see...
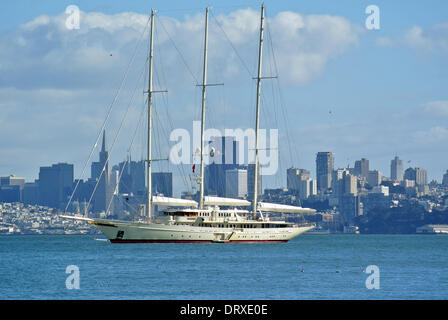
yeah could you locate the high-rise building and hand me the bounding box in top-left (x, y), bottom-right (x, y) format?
top-left (0, 175), bottom-right (25, 189)
top-left (404, 167), bottom-right (415, 181)
top-left (0, 185), bottom-right (21, 203)
top-left (339, 194), bottom-right (363, 221)
top-left (310, 179), bottom-right (317, 196)
top-left (368, 170), bottom-right (382, 187)
top-left (152, 172), bottom-right (173, 197)
top-left (297, 178), bottom-right (317, 200)
top-left (287, 168), bottom-right (315, 200)
top-left (390, 156), bottom-right (403, 181)
top-left (71, 178), bottom-right (95, 205)
top-left (38, 163), bottom-right (74, 209)
top-left (205, 136), bottom-right (242, 197)
top-left (91, 131), bottom-right (113, 213)
top-left (344, 172), bottom-right (358, 195)
top-left (22, 182), bottom-right (39, 205)
top-left (205, 164), bottom-right (227, 197)
top-left (0, 175), bottom-right (25, 203)
top-left (114, 159), bottom-right (146, 196)
top-left (415, 168), bottom-right (428, 187)
top-left (209, 135), bottom-right (240, 165)
top-left (225, 169), bottom-right (247, 198)
top-left (316, 152), bottom-right (333, 192)
top-left (354, 158), bottom-right (369, 178)
top-left (332, 169), bottom-right (358, 198)
top-left (332, 168), bottom-right (348, 196)
top-left (287, 168), bottom-right (310, 191)
top-left (404, 167), bottom-right (427, 187)
top-left (442, 170), bottom-right (448, 187)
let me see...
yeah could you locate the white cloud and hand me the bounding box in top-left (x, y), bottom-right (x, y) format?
top-left (268, 12), bottom-right (359, 83)
top-left (0, 8), bottom-right (360, 90)
top-left (376, 22), bottom-right (448, 53)
top-left (0, 8), bottom-right (361, 181)
top-left (412, 126), bottom-right (448, 144)
top-left (422, 100), bottom-right (448, 116)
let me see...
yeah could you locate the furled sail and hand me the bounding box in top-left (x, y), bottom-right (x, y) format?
top-left (152, 196), bottom-right (198, 207)
top-left (257, 202), bottom-right (316, 214)
top-left (204, 196), bottom-right (251, 207)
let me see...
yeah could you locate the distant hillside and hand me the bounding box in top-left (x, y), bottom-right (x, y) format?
top-left (355, 203), bottom-right (448, 234)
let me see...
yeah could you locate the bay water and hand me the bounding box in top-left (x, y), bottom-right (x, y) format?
top-left (0, 234), bottom-right (446, 299)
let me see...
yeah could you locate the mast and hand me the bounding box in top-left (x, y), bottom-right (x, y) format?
top-left (146, 9), bottom-right (155, 219)
top-left (199, 7), bottom-right (210, 210)
top-left (252, 3), bottom-right (265, 219)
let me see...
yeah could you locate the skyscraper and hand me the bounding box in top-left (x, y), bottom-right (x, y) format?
top-left (344, 172), bottom-right (358, 195)
top-left (332, 169), bottom-right (357, 197)
top-left (390, 156), bottom-right (403, 181)
top-left (38, 163), bottom-right (74, 209)
top-left (287, 168), bottom-right (315, 199)
top-left (316, 152), bottom-right (333, 192)
top-left (443, 170), bottom-right (448, 187)
top-left (205, 136), bottom-right (241, 197)
top-left (354, 158), bottom-right (369, 178)
top-left (368, 170), bottom-right (382, 187)
top-left (404, 167), bottom-right (427, 187)
top-left (22, 182), bottom-right (39, 205)
top-left (152, 172), bottom-right (173, 197)
top-left (114, 159), bottom-right (146, 196)
top-left (0, 175), bottom-right (25, 203)
top-left (287, 168), bottom-right (310, 191)
top-left (415, 168), bottom-right (428, 187)
top-left (225, 168), bottom-right (247, 198)
top-left (91, 131), bottom-right (113, 213)
top-left (331, 168), bottom-right (346, 195)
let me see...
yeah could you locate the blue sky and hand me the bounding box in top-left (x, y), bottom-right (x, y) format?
top-left (0, 0), bottom-right (447, 195)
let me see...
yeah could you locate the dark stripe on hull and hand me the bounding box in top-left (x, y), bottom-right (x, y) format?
top-left (110, 239), bottom-right (288, 243)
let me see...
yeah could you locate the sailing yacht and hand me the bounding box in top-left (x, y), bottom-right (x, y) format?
top-left (62, 5), bottom-right (316, 243)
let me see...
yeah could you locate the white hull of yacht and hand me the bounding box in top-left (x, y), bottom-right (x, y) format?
top-left (87, 218), bottom-right (314, 243)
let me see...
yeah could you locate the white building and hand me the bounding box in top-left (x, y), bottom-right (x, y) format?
top-left (297, 178), bottom-right (317, 200)
top-left (225, 169), bottom-right (248, 198)
top-left (371, 185), bottom-right (389, 196)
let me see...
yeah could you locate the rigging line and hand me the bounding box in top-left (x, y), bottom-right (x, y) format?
top-left (88, 59), bottom-right (148, 213)
top-left (65, 15), bottom-right (151, 213)
top-left (152, 101), bottom-right (164, 172)
top-left (156, 13), bottom-right (201, 191)
top-left (152, 44), bottom-right (170, 174)
top-left (152, 69), bottom-right (163, 168)
top-left (155, 95), bottom-right (191, 193)
top-left (265, 12), bottom-right (295, 168)
top-left (157, 14), bottom-right (200, 85)
top-left (152, 36), bottom-right (191, 192)
top-left (153, 20), bottom-right (191, 194)
top-left (210, 10), bottom-right (253, 77)
top-left (105, 96), bottom-right (147, 217)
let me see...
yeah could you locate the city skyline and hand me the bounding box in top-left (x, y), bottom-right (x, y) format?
top-left (0, 150), bottom-right (437, 200)
top-left (0, 1), bottom-right (447, 196)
